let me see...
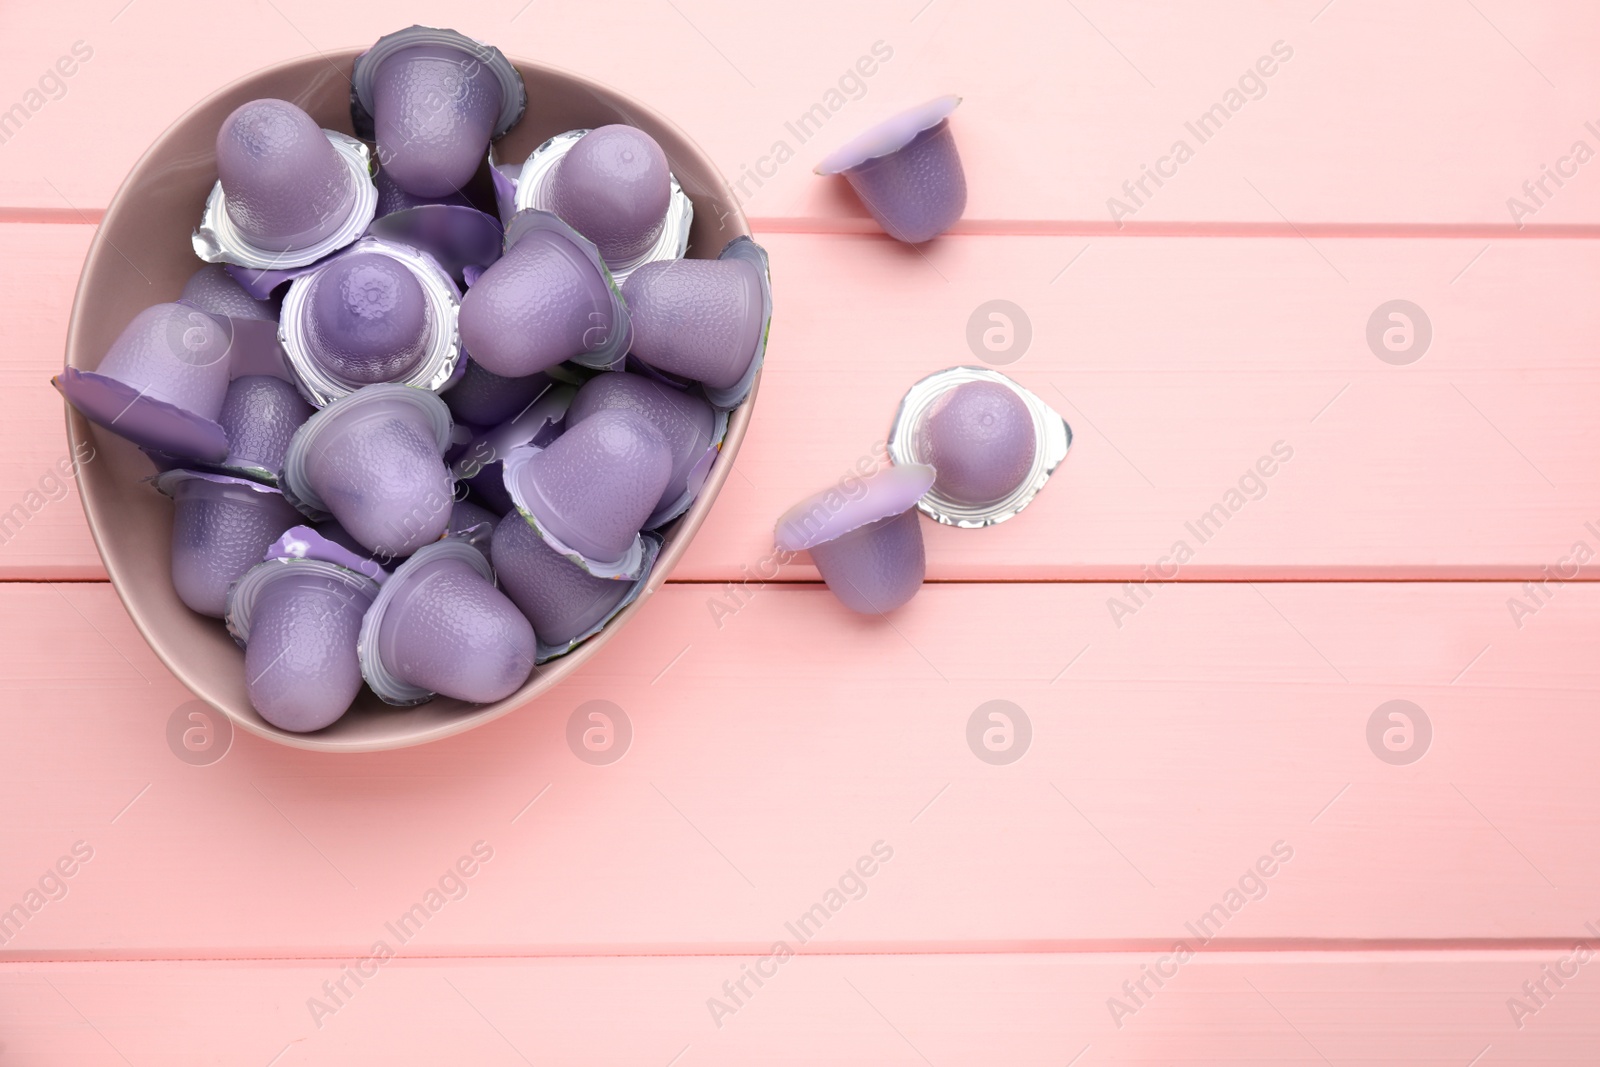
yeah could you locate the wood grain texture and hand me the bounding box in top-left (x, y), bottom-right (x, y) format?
top-left (2, 581), bottom-right (1597, 956)
top-left (7, 225), bottom-right (1600, 581)
top-left (4, 954), bottom-right (1598, 1065)
top-left (0, 1), bottom-right (1596, 228)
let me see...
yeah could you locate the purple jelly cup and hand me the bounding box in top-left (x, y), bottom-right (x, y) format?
top-left (153, 468), bottom-right (303, 618)
top-left (227, 557), bottom-right (381, 732)
top-left (215, 375), bottom-right (314, 484)
top-left (501, 408), bottom-right (670, 580)
top-left (815, 96), bottom-right (966, 244)
top-left (887, 367), bottom-right (1071, 527)
top-left (351, 27), bottom-right (526, 199)
top-left (566, 371), bottom-right (726, 528)
top-left (622, 236), bottom-right (770, 408)
top-left (457, 209), bottom-right (632, 378)
top-left (442, 360), bottom-right (551, 429)
top-left (279, 384), bottom-right (456, 558)
top-left (452, 382), bottom-right (575, 516)
top-left (513, 126), bottom-right (693, 283)
top-left (357, 539), bottom-right (536, 706)
top-left (491, 512), bottom-right (661, 661)
top-left (775, 463), bottom-right (936, 615)
top-left (279, 237), bottom-right (462, 406)
top-left (54, 302), bottom-right (236, 463)
top-left (193, 98), bottom-right (377, 269)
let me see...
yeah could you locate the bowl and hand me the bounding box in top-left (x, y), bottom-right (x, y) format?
top-left (62, 50), bottom-right (758, 752)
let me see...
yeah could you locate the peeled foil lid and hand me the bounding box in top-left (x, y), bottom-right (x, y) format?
top-left (278, 236), bottom-right (463, 407)
top-left (266, 525), bottom-right (390, 584)
top-left (887, 366), bottom-right (1072, 528)
top-left (512, 129), bottom-right (693, 286)
top-left (193, 131), bottom-right (378, 271)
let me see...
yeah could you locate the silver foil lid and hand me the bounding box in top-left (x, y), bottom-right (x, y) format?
top-left (193, 131), bottom-right (378, 271)
top-left (278, 236), bottom-right (463, 408)
top-left (887, 366), bottom-right (1072, 528)
top-left (512, 129), bottom-right (693, 286)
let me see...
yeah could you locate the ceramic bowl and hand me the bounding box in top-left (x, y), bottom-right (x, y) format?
top-left (62, 51), bottom-right (757, 751)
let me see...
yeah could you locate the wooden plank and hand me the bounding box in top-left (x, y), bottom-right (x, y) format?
top-left (1, 1), bottom-right (1598, 228)
top-left (2, 580), bottom-right (1598, 957)
top-left (9, 223), bottom-right (1600, 581)
top-left (4, 953), bottom-right (1599, 1064)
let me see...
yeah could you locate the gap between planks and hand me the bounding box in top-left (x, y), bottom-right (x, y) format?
top-left (7, 940), bottom-right (1600, 965)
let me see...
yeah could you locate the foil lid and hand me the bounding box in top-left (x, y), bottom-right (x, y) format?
top-left (512, 129), bottom-right (693, 286)
top-left (278, 236), bottom-right (463, 408)
top-left (887, 366), bottom-right (1072, 528)
top-left (193, 131), bottom-right (378, 271)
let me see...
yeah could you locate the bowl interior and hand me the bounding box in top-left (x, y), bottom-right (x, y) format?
top-left (64, 51), bottom-right (755, 752)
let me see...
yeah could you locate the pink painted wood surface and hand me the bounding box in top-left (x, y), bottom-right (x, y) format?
top-left (0, 1), bottom-right (1597, 229)
top-left (5, 0), bottom-right (1600, 1059)
top-left (7, 225), bottom-right (1600, 581)
top-left (2, 582), bottom-right (1596, 956)
top-left (5, 954), bottom-right (1598, 1065)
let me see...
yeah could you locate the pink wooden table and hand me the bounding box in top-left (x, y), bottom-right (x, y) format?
top-left (5, 0), bottom-right (1600, 1062)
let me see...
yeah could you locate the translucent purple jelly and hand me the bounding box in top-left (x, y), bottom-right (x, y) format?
top-left (775, 464), bottom-right (936, 615)
top-left (816, 97), bottom-right (966, 244)
top-left (491, 511), bottom-right (633, 649)
top-left (567, 372), bottom-right (717, 526)
top-left (373, 543), bottom-right (536, 703)
top-left (216, 99), bottom-right (357, 253)
top-left (231, 559), bottom-right (378, 732)
top-left (506, 408), bottom-right (670, 566)
top-left (457, 220), bottom-right (621, 377)
top-left (161, 471), bottom-right (303, 618)
top-left (304, 251), bottom-right (431, 385)
top-left (371, 44), bottom-right (506, 198)
top-left (217, 375), bottom-right (313, 479)
top-left (915, 380), bottom-right (1035, 506)
top-left (550, 125), bottom-right (671, 263)
top-left (623, 257), bottom-right (764, 390)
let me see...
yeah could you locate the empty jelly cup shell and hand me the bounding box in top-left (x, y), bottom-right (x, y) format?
top-left (815, 96), bottom-right (962, 176)
top-left (775, 463), bottom-right (937, 553)
top-left (279, 236), bottom-right (463, 407)
top-left (266, 524), bottom-right (390, 584)
top-left (512, 128), bottom-right (693, 285)
top-left (226, 555), bottom-right (380, 649)
top-left (450, 382), bottom-right (575, 481)
top-left (886, 366), bottom-right (1072, 528)
top-left (280, 383), bottom-right (454, 521)
top-left (193, 130), bottom-right (378, 271)
top-left (55, 367), bottom-right (230, 463)
top-left (502, 209), bottom-right (633, 370)
top-left (355, 538), bottom-right (497, 706)
top-left (537, 532), bottom-right (662, 664)
top-left (366, 204), bottom-right (504, 285)
top-left (501, 442), bottom-right (648, 581)
top-left (350, 26), bottom-right (527, 143)
top-left (701, 236), bottom-right (772, 410)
